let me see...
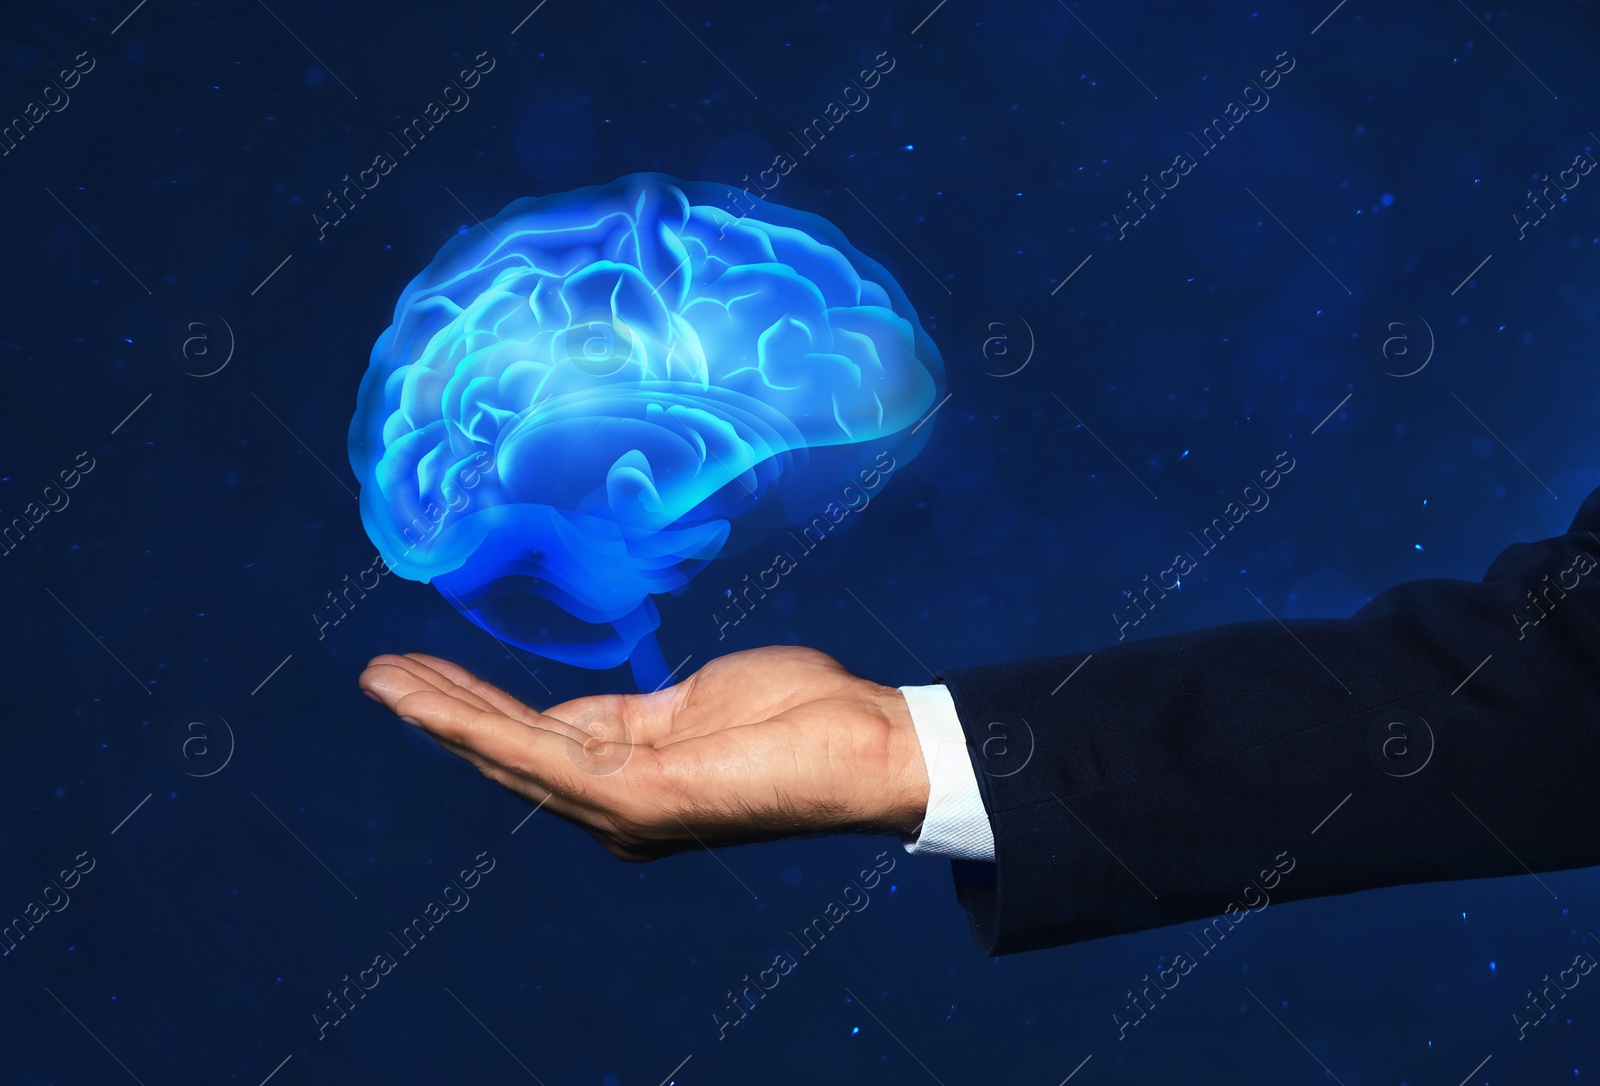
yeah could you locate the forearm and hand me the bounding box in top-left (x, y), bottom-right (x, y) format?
top-left (939, 490), bottom-right (1600, 955)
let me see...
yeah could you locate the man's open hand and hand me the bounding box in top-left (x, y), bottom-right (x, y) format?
top-left (358, 647), bottom-right (930, 860)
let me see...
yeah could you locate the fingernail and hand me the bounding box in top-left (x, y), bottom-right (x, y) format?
top-left (362, 690), bottom-right (382, 704)
top-left (400, 716), bottom-right (422, 727)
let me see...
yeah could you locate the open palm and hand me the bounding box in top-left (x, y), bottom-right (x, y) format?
top-left (359, 646), bottom-right (928, 860)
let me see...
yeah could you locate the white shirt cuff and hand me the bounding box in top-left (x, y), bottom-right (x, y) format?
top-left (897, 684), bottom-right (996, 862)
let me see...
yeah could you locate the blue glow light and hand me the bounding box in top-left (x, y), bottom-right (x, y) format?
top-left (349, 173), bottom-right (944, 688)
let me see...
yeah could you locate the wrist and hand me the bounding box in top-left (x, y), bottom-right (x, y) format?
top-left (869, 683), bottom-right (931, 837)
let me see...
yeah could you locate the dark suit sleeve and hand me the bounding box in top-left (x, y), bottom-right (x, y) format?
top-left (938, 485), bottom-right (1600, 955)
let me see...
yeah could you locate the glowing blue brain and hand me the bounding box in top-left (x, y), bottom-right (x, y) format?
top-left (348, 173), bottom-right (944, 688)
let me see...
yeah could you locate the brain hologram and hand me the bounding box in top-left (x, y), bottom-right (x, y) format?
top-left (348, 173), bottom-right (944, 689)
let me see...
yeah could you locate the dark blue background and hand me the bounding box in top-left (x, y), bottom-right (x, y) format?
top-left (3, 0), bottom-right (1597, 1082)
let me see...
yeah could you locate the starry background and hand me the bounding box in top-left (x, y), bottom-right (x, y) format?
top-left (2, 0), bottom-right (1598, 1083)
